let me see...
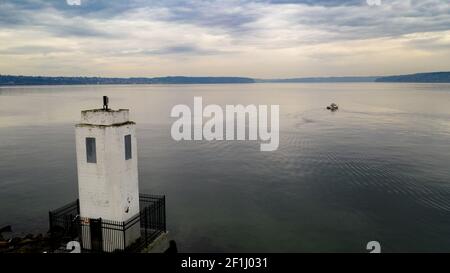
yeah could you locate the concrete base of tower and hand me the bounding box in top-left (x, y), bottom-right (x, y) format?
top-left (141, 232), bottom-right (172, 253)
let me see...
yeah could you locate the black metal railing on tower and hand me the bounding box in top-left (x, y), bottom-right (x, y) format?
top-left (49, 194), bottom-right (166, 253)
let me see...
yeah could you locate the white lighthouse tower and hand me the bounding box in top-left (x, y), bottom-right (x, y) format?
top-left (75, 96), bottom-right (140, 251)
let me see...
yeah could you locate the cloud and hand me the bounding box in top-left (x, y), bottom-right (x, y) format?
top-left (66, 0), bottom-right (81, 6)
top-left (0, 0), bottom-right (449, 77)
top-left (3, 1), bottom-right (448, 40)
top-left (366, 0), bottom-right (381, 6)
top-left (0, 45), bottom-right (70, 55)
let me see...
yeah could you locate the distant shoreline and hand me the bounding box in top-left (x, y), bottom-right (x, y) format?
top-left (1, 72), bottom-right (449, 86)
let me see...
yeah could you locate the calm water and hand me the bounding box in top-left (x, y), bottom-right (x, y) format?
top-left (1, 83), bottom-right (450, 252)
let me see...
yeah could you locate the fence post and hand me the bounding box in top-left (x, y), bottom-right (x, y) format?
top-left (76, 199), bottom-right (80, 214)
top-left (144, 208), bottom-right (148, 246)
top-left (48, 211), bottom-right (53, 233)
top-left (163, 196), bottom-right (166, 232)
top-left (123, 221), bottom-right (126, 251)
top-left (78, 217), bottom-right (83, 252)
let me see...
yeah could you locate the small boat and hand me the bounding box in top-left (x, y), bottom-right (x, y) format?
top-left (326, 103), bottom-right (338, 111)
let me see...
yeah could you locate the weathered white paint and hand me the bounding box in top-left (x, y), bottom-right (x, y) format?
top-left (75, 108), bottom-right (140, 251)
top-left (80, 109), bottom-right (130, 126)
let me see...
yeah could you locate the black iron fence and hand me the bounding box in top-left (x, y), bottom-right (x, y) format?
top-left (49, 194), bottom-right (166, 253)
top-left (48, 199), bottom-right (80, 249)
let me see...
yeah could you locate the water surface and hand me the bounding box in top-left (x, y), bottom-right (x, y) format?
top-left (1, 83), bottom-right (450, 252)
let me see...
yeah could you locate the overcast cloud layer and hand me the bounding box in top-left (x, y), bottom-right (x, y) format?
top-left (0, 0), bottom-right (449, 77)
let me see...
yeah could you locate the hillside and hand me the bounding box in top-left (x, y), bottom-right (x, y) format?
top-left (0, 75), bottom-right (255, 85)
top-left (375, 72), bottom-right (450, 83)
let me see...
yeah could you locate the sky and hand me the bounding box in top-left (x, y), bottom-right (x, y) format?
top-left (0, 0), bottom-right (449, 78)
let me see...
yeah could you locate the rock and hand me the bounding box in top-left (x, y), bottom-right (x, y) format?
top-left (0, 241), bottom-right (9, 249)
top-left (18, 239), bottom-right (34, 246)
top-left (0, 232), bottom-right (53, 253)
top-left (9, 237), bottom-right (22, 246)
top-left (164, 240), bottom-right (178, 254)
top-left (0, 225), bottom-right (12, 233)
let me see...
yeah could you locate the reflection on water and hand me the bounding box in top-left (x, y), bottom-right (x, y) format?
top-left (1, 83), bottom-right (450, 252)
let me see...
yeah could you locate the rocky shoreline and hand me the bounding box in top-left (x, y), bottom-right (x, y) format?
top-left (0, 226), bottom-right (52, 253)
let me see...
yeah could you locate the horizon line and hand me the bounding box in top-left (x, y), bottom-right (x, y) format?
top-left (1, 71), bottom-right (450, 80)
